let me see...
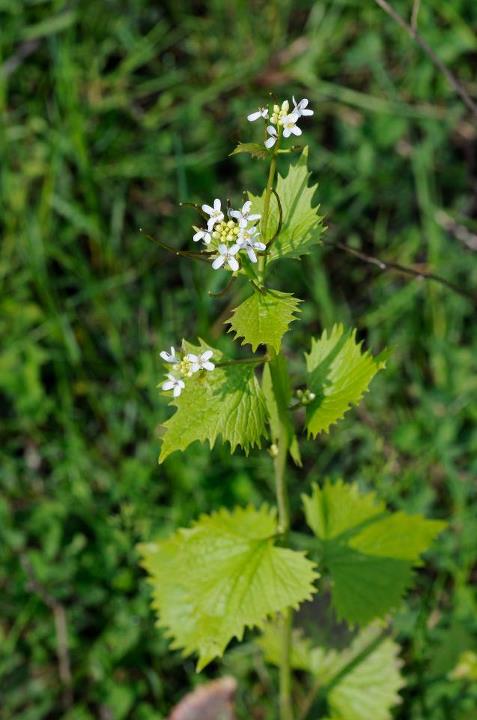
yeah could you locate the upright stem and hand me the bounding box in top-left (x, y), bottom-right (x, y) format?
top-left (262, 153), bottom-right (277, 241)
top-left (275, 423), bottom-right (293, 720)
top-left (273, 405), bottom-right (289, 535)
top-left (261, 142), bottom-right (294, 720)
top-left (259, 142), bottom-right (278, 280)
top-left (270, 349), bottom-right (294, 720)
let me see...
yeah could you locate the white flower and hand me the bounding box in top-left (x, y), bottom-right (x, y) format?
top-left (193, 227), bottom-right (212, 245)
top-left (160, 346), bottom-right (178, 363)
top-left (162, 373), bottom-right (185, 398)
top-left (202, 198), bottom-right (224, 231)
top-left (292, 96), bottom-right (313, 117)
top-left (211, 243), bottom-right (240, 272)
top-left (238, 227), bottom-right (266, 263)
top-left (229, 200), bottom-right (261, 228)
top-left (265, 125), bottom-right (278, 149)
top-left (282, 112), bottom-right (302, 138)
top-left (185, 350), bottom-right (215, 373)
top-left (247, 106), bottom-right (269, 122)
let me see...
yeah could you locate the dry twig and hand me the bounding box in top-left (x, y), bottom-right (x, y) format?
top-left (373, 0), bottom-right (477, 120)
top-left (323, 239), bottom-right (477, 305)
top-left (411, 0), bottom-right (421, 31)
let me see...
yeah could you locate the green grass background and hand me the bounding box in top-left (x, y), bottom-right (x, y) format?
top-left (1, 0), bottom-right (476, 718)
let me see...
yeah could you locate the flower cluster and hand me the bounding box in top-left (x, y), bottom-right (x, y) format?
top-left (248, 96), bottom-right (313, 148)
top-left (160, 346), bottom-right (215, 397)
top-left (192, 199), bottom-right (265, 272)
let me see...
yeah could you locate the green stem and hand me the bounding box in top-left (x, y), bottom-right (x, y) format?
top-left (269, 348), bottom-right (294, 720)
top-left (279, 609), bottom-right (293, 720)
top-left (259, 136), bottom-right (280, 280)
top-left (273, 405), bottom-right (289, 535)
top-left (262, 153), bottom-right (277, 241)
top-left (261, 140), bottom-right (292, 719)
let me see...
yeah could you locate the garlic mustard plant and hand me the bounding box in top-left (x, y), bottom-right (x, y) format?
top-left (141, 95), bottom-right (446, 720)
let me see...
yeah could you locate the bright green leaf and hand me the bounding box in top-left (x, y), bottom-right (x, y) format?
top-left (303, 480), bottom-right (446, 624)
top-left (230, 142), bottom-right (268, 159)
top-left (302, 478), bottom-right (385, 540)
top-left (227, 289), bottom-right (301, 353)
top-left (260, 622), bottom-right (404, 720)
top-left (305, 324), bottom-right (388, 437)
top-left (139, 505), bottom-right (318, 670)
top-left (249, 147), bottom-right (324, 261)
top-left (159, 341), bottom-right (267, 462)
top-left (324, 628), bottom-right (403, 720)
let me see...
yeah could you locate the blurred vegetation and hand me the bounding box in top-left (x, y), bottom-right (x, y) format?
top-left (0, 0), bottom-right (476, 718)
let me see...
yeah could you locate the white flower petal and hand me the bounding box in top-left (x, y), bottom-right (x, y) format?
top-left (201, 350), bottom-right (213, 361)
top-left (218, 243), bottom-right (228, 254)
top-left (202, 204), bottom-right (214, 214)
top-left (228, 256), bottom-right (239, 272)
top-left (267, 125), bottom-right (277, 136)
top-left (190, 363), bottom-right (200, 373)
top-left (242, 200), bottom-right (251, 214)
top-left (203, 361), bottom-right (215, 371)
top-left (162, 380), bottom-right (175, 391)
top-left (212, 256), bottom-right (225, 270)
top-left (247, 247), bottom-right (257, 263)
top-left (229, 210), bottom-right (240, 220)
top-left (173, 384), bottom-right (182, 397)
top-left (186, 353), bottom-right (198, 362)
top-left (291, 125), bottom-right (302, 136)
top-left (265, 136), bottom-right (276, 149)
top-left (247, 110), bottom-right (262, 122)
top-left (213, 198), bottom-right (221, 211)
top-left (282, 128), bottom-right (291, 138)
top-left (229, 244), bottom-right (240, 255)
top-left (254, 242), bottom-right (266, 251)
top-left (160, 347), bottom-right (177, 363)
top-left (302, 108), bottom-right (313, 116)
top-left (193, 230), bottom-right (203, 242)
top-left (248, 213), bottom-right (261, 222)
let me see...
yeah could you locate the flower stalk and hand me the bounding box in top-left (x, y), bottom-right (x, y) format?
top-left (262, 125), bottom-right (294, 717)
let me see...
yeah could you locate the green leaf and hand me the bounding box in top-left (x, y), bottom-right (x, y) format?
top-left (305, 324), bottom-right (387, 437)
top-left (249, 147), bottom-right (324, 261)
top-left (139, 505), bottom-right (318, 670)
top-left (259, 623), bottom-right (404, 720)
top-left (262, 355), bottom-right (302, 466)
top-left (159, 340), bottom-right (267, 462)
top-left (303, 480), bottom-right (446, 625)
top-left (230, 142), bottom-right (268, 159)
top-left (227, 289), bottom-right (301, 353)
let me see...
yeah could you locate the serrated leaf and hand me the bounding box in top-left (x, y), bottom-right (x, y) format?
top-left (305, 324), bottom-right (387, 437)
top-left (249, 147), bottom-right (324, 261)
top-left (260, 622), bottom-right (404, 720)
top-left (139, 505), bottom-right (318, 670)
top-left (159, 341), bottom-right (267, 462)
top-left (303, 480), bottom-right (446, 625)
top-left (230, 142), bottom-right (268, 159)
top-left (262, 355), bottom-right (302, 466)
top-left (227, 289), bottom-right (301, 353)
